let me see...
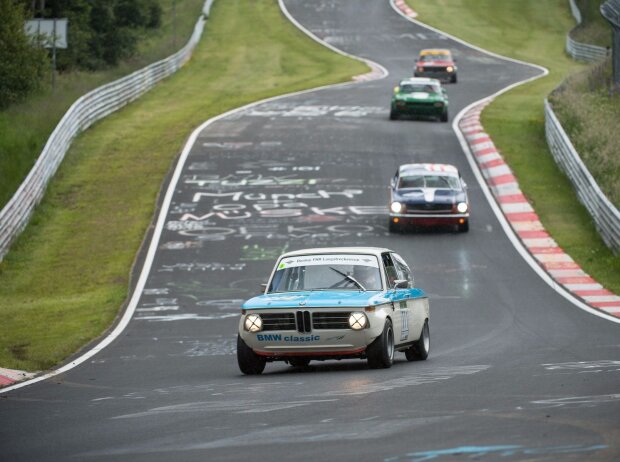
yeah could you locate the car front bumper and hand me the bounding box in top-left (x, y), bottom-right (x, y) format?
top-left (392, 102), bottom-right (446, 117)
top-left (414, 70), bottom-right (456, 82)
top-left (390, 212), bottom-right (469, 227)
top-left (238, 308), bottom-right (388, 359)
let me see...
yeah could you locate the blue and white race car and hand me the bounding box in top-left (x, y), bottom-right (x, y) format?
top-left (237, 247), bottom-right (430, 374)
top-left (389, 163), bottom-right (470, 233)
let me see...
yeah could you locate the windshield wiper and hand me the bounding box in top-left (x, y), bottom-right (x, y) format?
top-left (328, 267), bottom-right (366, 291)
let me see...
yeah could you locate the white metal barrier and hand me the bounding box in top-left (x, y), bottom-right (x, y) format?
top-left (545, 99), bottom-right (620, 253)
top-left (566, 0), bottom-right (610, 62)
top-left (0, 1), bottom-right (214, 261)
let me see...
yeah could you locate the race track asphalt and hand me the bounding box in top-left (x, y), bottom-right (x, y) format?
top-left (2, 1), bottom-right (619, 461)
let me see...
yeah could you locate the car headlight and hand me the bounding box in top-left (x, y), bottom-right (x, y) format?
top-left (417, 66), bottom-right (425, 72)
top-left (457, 202), bottom-right (468, 213)
top-left (434, 102), bottom-right (444, 107)
top-left (244, 314), bottom-right (263, 332)
top-left (390, 201), bottom-right (403, 213)
top-left (348, 312), bottom-right (368, 330)
top-left (446, 66), bottom-right (454, 72)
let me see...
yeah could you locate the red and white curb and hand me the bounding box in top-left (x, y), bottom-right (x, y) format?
top-left (460, 102), bottom-right (620, 319)
top-left (394, 0), bottom-right (418, 18)
top-left (0, 367), bottom-right (36, 388)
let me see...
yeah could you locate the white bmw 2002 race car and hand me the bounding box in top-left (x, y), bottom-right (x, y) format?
top-left (237, 247), bottom-right (430, 374)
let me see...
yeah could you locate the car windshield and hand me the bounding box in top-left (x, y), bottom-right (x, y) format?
top-left (400, 83), bottom-right (440, 94)
top-left (268, 254), bottom-right (383, 292)
top-left (420, 53), bottom-right (450, 62)
top-left (399, 174), bottom-right (460, 190)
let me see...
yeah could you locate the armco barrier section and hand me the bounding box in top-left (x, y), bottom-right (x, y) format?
top-left (566, 0), bottom-right (609, 62)
top-left (0, 1), bottom-right (214, 262)
top-left (545, 99), bottom-right (620, 253)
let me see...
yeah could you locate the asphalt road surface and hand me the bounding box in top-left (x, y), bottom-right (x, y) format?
top-left (2, 1), bottom-right (619, 461)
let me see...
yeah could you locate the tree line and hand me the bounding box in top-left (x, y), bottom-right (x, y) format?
top-left (0, 0), bottom-right (163, 109)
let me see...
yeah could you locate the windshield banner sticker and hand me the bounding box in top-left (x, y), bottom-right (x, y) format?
top-left (278, 254), bottom-right (379, 269)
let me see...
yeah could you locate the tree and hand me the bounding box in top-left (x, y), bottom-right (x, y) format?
top-left (0, 0), bottom-right (49, 108)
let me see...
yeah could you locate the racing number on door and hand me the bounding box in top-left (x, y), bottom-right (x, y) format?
top-left (399, 301), bottom-right (409, 341)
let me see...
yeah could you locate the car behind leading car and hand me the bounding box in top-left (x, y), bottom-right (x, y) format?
top-left (389, 163), bottom-right (470, 232)
top-left (390, 77), bottom-right (449, 122)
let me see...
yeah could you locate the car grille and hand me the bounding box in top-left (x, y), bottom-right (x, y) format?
top-left (405, 101), bottom-right (435, 107)
top-left (312, 312), bottom-right (352, 330)
top-left (406, 203), bottom-right (453, 212)
top-left (260, 311), bottom-right (354, 332)
top-left (261, 313), bottom-right (296, 331)
top-left (421, 66), bottom-right (448, 72)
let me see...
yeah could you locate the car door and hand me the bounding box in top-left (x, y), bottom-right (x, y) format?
top-left (391, 252), bottom-right (425, 345)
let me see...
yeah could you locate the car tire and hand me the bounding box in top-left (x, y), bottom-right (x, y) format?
top-left (440, 110), bottom-right (449, 122)
top-left (288, 358), bottom-right (311, 368)
top-left (405, 320), bottom-right (430, 361)
top-left (237, 335), bottom-right (266, 375)
top-left (458, 220), bottom-right (469, 233)
top-left (389, 110), bottom-right (398, 121)
top-left (367, 319), bottom-right (395, 369)
top-left (452, 74), bottom-right (458, 84)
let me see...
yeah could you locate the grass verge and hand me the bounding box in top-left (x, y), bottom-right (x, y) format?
top-left (0, 0), bottom-right (206, 209)
top-left (0, 0), bottom-right (368, 371)
top-left (407, 0), bottom-right (620, 293)
top-left (550, 58), bottom-right (620, 209)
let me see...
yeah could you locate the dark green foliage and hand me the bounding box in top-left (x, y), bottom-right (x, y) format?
top-left (0, 0), bottom-right (49, 108)
top-left (20, 0), bottom-right (164, 71)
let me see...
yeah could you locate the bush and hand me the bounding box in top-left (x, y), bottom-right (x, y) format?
top-left (25, 0), bottom-right (164, 71)
top-left (550, 58), bottom-right (620, 208)
top-left (0, 0), bottom-right (49, 108)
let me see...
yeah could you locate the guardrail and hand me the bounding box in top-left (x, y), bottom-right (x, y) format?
top-left (544, 99), bottom-right (620, 253)
top-left (0, 1), bottom-right (214, 262)
top-left (566, 0), bottom-right (610, 62)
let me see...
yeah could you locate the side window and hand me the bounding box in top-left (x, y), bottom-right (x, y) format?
top-left (382, 253), bottom-right (398, 288)
top-left (392, 253), bottom-right (414, 287)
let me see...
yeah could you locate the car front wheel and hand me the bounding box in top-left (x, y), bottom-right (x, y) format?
top-left (237, 335), bottom-right (266, 375)
top-left (367, 319), bottom-right (395, 369)
top-left (405, 320), bottom-right (430, 361)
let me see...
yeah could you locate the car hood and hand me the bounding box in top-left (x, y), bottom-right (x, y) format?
top-left (393, 188), bottom-right (465, 204)
top-left (242, 290), bottom-right (401, 310)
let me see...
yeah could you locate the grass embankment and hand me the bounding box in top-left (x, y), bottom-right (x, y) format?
top-left (0, 0), bottom-right (205, 209)
top-left (0, 0), bottom-right (368, 371)
top-left (407, 0), bottom-right (620, 293)
top-left (571, 0), bottom-right (611, 47)
top-left (551, 59), bottom-right (620, 209)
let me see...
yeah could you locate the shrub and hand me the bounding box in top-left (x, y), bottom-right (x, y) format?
top-left (0, 0), bottom-right (49, 108)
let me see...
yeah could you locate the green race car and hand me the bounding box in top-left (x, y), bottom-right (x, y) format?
top-left (390, 77), bottom-right (449, 122)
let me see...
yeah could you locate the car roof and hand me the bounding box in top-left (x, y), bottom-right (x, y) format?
top-left (398, 163), bottom-right (459, 176)
top-left (399, 77), bottom-right (441, 85)
top-left (419, 48), bottom-right (452, 56)
top-left (279, 247), bottom-right (392, 259)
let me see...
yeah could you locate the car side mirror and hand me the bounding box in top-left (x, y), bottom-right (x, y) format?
top-left (259, 283), bottom-right (267, 293)
top-left (393, 279), bottom-right (408, 289)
